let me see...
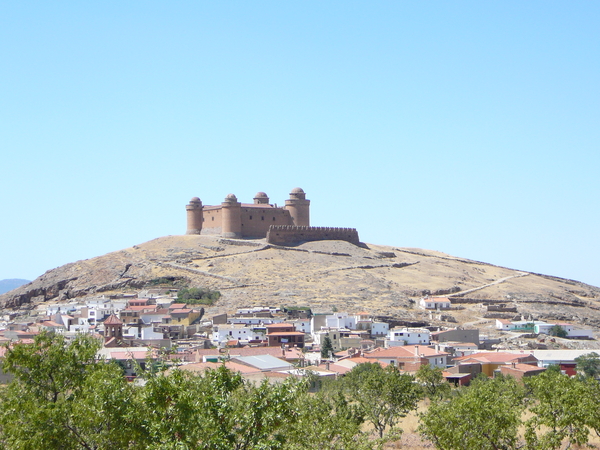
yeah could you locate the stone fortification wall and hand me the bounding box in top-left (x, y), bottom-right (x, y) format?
top-left (266, 225), bottom-right (360, 246)
top-left (201, 208), bottom-right (223, 235)
top-left (239, 207), bottom-right (294, 238)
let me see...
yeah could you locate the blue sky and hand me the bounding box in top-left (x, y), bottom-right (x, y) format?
top-left (1, 2), bottom-right (599, 287)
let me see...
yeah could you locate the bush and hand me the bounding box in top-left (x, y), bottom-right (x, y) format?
top-left (177, 287), bottom-right (221, 305)
top-left (549, 325), bottom-right (568, 338)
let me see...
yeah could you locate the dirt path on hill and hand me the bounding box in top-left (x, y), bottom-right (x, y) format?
top-left (440, 271), bottom-right (530, 298)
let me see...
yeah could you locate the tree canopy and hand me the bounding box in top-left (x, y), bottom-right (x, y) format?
top-left (548, 324), bottom-right (568, 338)
top-left (5, 332), bottom-right (600, 449)
top-left (419, 375), bottom-right (525, 450)
top-left (0, 333), bottom-right (372, 450)
top-left (177, 287), bottom-right (221, 305)
top-left (342, 363), bottom-right (422, 439)
top-left (575, 352), bottom-right (600, 378)
top-left (320, 336), bottom-right (334, 359)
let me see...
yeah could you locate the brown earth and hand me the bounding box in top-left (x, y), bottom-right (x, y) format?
top-left (2, 235), bottom-right (600, 330)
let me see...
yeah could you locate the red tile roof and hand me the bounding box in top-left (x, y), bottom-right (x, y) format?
top-left (502, 363), bottom-right (545, 373)
top-left (267, 331), bottom-right (305, 336)
top-left (365, 346), bottom-right (448, 359)
top-left (171, 309), bottom-right (193, 314)
top-left (104, 314), bottom-right (123, 325)
top-left (179, 361), bottom-right (262, 375)
top-left (455, 352), bottom-right (537, 364)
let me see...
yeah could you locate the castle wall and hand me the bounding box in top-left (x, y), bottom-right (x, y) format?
top-left (201, 208), bottom-right (222, 235)
top-left (240, 207), bottom-right (294, 238)
top-left (201, 206), bottom-right (295, 238)
top-left (266, 226), bottom-right (360, 246)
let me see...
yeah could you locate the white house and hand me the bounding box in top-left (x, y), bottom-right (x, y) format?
top-left (85, 298), bottom-right (127, 322)
top-left (420, 297), bottom-right (451, 310)
top-left (212, 324), bottom-right (266, 345)
top-left (534, 322), bottom-right (594, 339)
top-left (495, 319), bottom-right (513, 331)
top-left (228, 317), bottom-right (282, 325)
top-left (46, 303), bottom-right (78, 315)
top-left (387, 327), bottom-right (431, 346)
top-left (140, 325), bottom-right (166, 340)
top-left (365, 345), bottom-right (449, 369)
top-left (291, 319), bottom-right (312, 334)
top-left (371, 321), bottom-right (389, 337)
top-left (326, 312), bottom-right (357, 330)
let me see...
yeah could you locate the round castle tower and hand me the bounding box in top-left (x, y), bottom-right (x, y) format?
top-left (185, 197), bottom-right (203, 235)
top-left (253, 192), bottom-right (269, 204)
top-left (285, 187), bottom-right (310, 226)
top-left (221, 193), bottom-right (242, 238)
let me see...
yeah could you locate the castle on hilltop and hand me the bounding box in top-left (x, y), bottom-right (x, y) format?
top-left (186, 188), bottom-right (360, 245)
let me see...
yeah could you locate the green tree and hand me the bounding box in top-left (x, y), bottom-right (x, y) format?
top-left (344, 363), bottom-right (421, 439)
top-left (139, 364), bottom-right (311, 450)
top-left (283, 391), bottom-right (370, 450)
top-left (579, 377), bottom-right (600, 440)
top-left (575, 352), bottom-right (600, 378)
top-left (419, 374), bottom-right (525, 450)
top-left (321, 336), bottom-right (334, 359)
top-left (525, 369), bottom-right (592, 449)
top-left (0, 332), bottom-right (141, 450)
top-left (548, 324), bottom-right (568, 338)
top-left (0, 333), bottom-right (383, 450)
top-left (416, 364), bottom-right (451, 401)
top-left (177, 287), bottom-right (220, 305)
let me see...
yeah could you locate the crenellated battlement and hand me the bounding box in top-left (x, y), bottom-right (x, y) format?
top-left (266, 225), bottom-right (360, 246)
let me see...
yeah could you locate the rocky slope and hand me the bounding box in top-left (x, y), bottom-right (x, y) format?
top-left (2, 235), bottom-right (600, 329)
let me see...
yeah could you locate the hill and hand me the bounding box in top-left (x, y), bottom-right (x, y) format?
top-left (0, 279), bottom-right (31, 295)
top-left (2, 235), bottom-right (600, 329)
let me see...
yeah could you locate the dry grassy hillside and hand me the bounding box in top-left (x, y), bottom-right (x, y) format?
top-left (2, 235), bottom-right (600, 329)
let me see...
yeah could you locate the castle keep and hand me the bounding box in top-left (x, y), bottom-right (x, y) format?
top-left (186, 188), bottom-right (360, 245)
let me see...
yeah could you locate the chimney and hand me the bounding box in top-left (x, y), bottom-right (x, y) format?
top-left (414, 345), bottom-right (419, 356)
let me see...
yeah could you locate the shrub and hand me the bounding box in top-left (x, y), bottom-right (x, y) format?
top-left (177, 287), bottom-right (221, 305)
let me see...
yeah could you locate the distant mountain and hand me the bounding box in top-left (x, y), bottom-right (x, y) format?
top-left (0, 279), bottom-right (31, 295)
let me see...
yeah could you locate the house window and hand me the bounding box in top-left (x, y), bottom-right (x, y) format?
top-left (261, 216), bottom-right (264, 220)
top-left (272, 217), bottom-right (275, 221)
top-left (249, 215), bottom-right (252, 220)
top-left (212, 217), bottom-right (215, 221)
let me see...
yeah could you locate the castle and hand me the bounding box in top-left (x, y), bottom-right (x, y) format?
top-left (186, 188), bottom-right (360, 245)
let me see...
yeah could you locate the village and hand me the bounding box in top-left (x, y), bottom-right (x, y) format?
top-left (0, 286), bottom-right (597, 385)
